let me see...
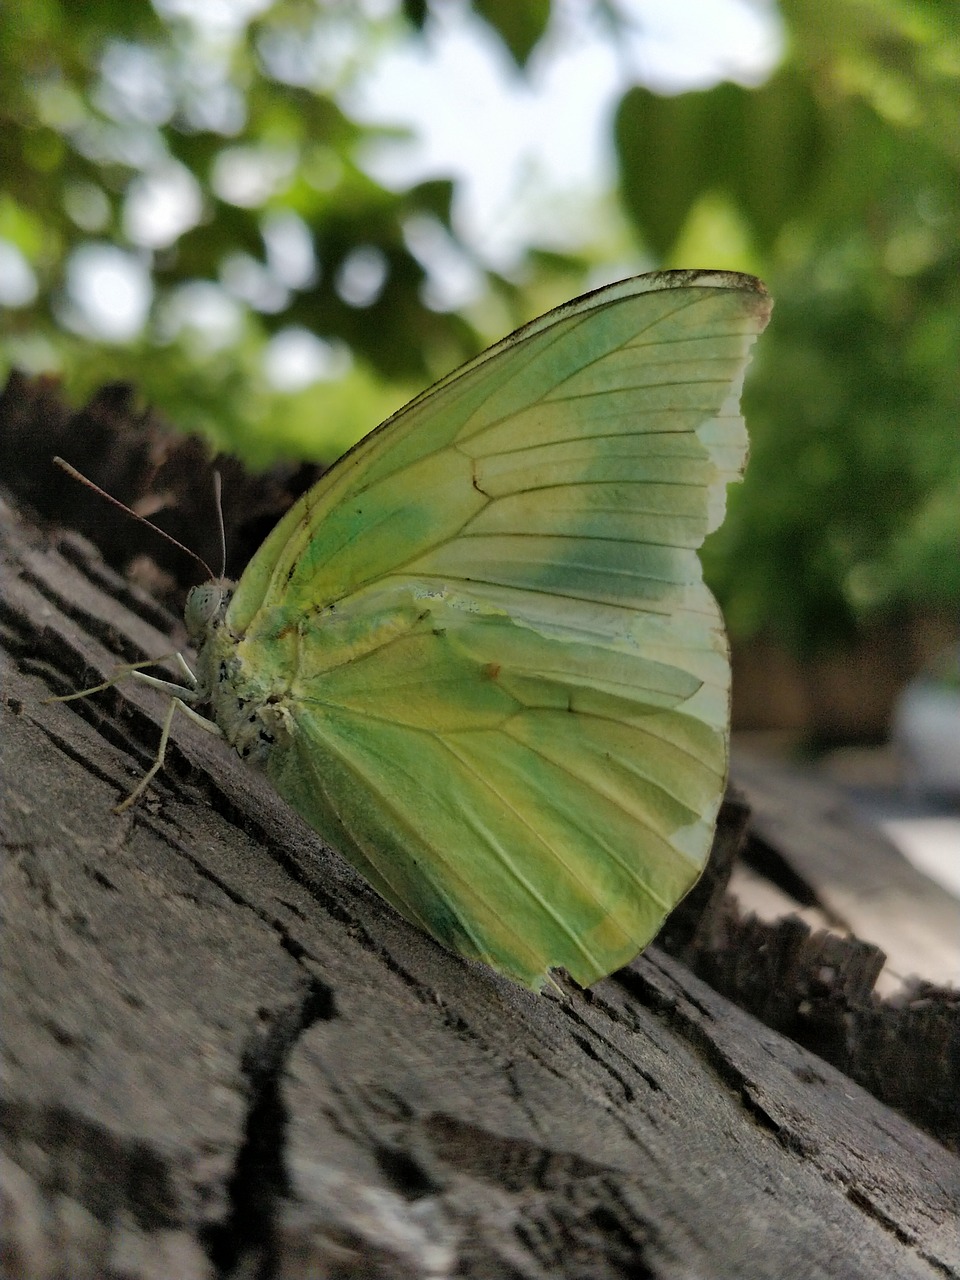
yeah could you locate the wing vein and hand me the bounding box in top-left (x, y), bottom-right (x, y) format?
top-left (441, 733), bottom-right (675, 916)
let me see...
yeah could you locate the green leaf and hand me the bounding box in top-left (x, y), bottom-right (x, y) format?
top-left (401, 0), bottom-right (429, 30)
top-left (614, 86), bottom-right (709, 259)
top-left (615, 73), bottom-right (826, 257)
top-left (473, 0), bottom-right (551, 67)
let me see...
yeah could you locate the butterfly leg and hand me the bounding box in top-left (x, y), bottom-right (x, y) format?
top-left (46, 655), bottom-right (197, 705)
top-left (114, 693), bottom-right (223, 813)
top-left (131, 662), bottom-right (202, 703)
top-left (173, 651), bottom-right (198, 689)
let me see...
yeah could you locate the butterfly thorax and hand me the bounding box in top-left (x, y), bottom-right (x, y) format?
top-left (185, 580), bottom-right (296, 767)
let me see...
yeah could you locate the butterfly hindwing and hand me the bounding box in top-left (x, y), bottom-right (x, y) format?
top-left (208, 270), bottom-right (771, 988)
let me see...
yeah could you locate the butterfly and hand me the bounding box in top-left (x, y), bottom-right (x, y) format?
top-left (78, 270), bottom-right (771, 990)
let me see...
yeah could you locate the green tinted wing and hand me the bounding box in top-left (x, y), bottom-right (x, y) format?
top-left (225, 270), bottom-right (771, 987)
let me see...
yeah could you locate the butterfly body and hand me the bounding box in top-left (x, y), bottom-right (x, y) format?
top-left (180, 271), bottom-right (771, 989)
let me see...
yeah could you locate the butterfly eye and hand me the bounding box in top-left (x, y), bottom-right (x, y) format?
top-left (184, 583), bottom-right (228, 639)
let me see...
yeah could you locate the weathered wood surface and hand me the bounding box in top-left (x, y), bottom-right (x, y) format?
top-left (2, 483), bottom-right (959, 1275)
top-left (731, 749), bottom-right (960, 990)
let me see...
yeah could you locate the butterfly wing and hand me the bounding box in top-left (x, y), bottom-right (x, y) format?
top-left (220, 270), bottom-right (771, 988)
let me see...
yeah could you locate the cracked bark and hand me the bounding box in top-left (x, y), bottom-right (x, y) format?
top-left (2, 377), bottom-right (959, 1279)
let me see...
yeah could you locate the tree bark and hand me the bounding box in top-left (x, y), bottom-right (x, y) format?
top-left (1, 380), bottom-right (958, 1279)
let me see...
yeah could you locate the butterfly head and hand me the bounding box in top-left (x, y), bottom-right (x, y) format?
top-left (184, 580), bottom-right (234, 642)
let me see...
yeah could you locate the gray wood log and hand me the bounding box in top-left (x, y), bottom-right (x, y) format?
top-left (2, 493), bottom-right (959, 1280)
top-left (731, 749), bottom-right (960, 989)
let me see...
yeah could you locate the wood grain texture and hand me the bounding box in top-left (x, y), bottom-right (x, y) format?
top-left (731, 748), bottom-right (960, 989)
top-left (2, 488), bottom-right (958, 1279)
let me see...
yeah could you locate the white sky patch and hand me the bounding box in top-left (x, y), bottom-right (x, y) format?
top-left (403, 213), bottom-right (484, 312)
top-left (620, 0), bottom-right (781, 92)
top-left (262, 210), bottom-right (318, 289)
top-left (124, 161), bottom-right (204, 248)
top-left (96, 40), bottom-right (175, 125)
top-left (335, 245), bottom-right (389, 308)
top-left (157, 280), bottom-right (245, 349)
top-left (0, 242), bottom-right (39, 307)
top-left (263, 327), bottom-right (352, 390)
top-left (62, 244), bottom-right (153, 340)
top-left (221, 251), bottom-right (289, 312)
top-left (211, 144), bottom-right (297, 207)
top-left (152, 0), bottom-right (274, 38)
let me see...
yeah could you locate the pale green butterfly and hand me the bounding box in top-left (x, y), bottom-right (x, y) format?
top-left (74, 270), bottom-right (771, 990)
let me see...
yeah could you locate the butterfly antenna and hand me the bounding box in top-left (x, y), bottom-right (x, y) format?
top-left (212, 470), bottom-right (227, 582)
top-left (53, 456), bottom-right (216, 581)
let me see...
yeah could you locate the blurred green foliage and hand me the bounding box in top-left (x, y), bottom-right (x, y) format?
top-left (615, 0), bottom-right (958, 655)
top-left (1, 0), bottom-right (957, 653)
